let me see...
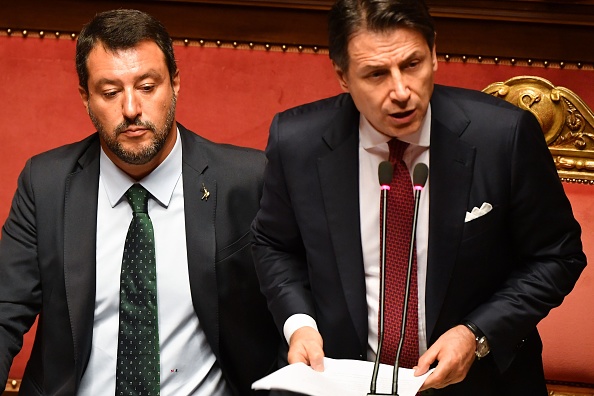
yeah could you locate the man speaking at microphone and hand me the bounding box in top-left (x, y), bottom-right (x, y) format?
top-left (251, 0), bottom-right (586, 394)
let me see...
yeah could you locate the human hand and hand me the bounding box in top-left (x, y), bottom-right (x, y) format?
top-left (288, 326), bottom-right (325, 371)
top-left (415, 325), bottom-right (476, 390)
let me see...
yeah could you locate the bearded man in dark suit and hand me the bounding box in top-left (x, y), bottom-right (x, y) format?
top-left (0, 9), bottom-right (277, 395)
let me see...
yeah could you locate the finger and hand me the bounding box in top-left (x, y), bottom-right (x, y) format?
top-left (306, 343), bottom-right (325, 371)
top-left (419, 361), bottom-right (457, 390)
top-left (287, 346), bottom-right (309, 365)
top-left (287, 339), bottom-right (325, 370)
top-left (420, 355), bottom-right (473, 390)
top-left (288, 327), bottom-right (325, 371)
top-left (415, 344), bottom-right (439, 376)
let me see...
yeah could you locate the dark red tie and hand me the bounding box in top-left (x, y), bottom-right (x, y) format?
top-left (379, 139), bottom-right (419, 368)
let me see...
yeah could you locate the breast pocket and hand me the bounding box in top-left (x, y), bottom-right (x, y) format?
top-left (461, 204), bottom-right (500, 243)
top-left (216, 230), bottom-right (253, 263)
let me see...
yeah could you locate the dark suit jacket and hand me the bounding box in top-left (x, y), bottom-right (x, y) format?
top-left (0, 124), bottom-right (279, 395)
top-left (252, 86), bottom-right (586, 395)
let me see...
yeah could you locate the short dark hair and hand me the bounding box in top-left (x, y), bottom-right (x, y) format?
top-left (328, 0), bottom-right (435, 72)
top-left (76, 9), bottom-right (177, 92)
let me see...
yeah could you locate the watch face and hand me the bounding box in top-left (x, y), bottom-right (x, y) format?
top-left (476, 336), bottom-right (490, 358)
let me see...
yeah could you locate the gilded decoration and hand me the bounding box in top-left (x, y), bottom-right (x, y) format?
top-left (483, 76), bottom-right (594, 183)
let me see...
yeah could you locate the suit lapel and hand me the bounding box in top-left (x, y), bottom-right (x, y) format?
top-left (317, 100), bottom-right (368, 350)
top-left (179, 127), bottom-right (221, 357)
top-left (63, 139), bottom-right (100, 379)
top-left (425, 88), bottom-right (476, 342)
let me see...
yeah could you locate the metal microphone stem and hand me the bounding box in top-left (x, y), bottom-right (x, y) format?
top-left (391, 187), bottom-right (422, 395)
top-left (368, 187), bottom-right (389, 395)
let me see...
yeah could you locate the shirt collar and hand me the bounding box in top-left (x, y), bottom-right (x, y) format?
top-left (100, 127), bottom-right (183, 208)
top-left (359, 104), bottom-right (432, 149)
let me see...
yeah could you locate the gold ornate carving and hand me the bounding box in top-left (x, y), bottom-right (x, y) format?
top-left (483, 76), bottom-right (594, 183)
top-left (547, 383), bottom-right (594, 395)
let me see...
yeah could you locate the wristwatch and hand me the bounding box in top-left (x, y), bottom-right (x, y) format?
top-left (463, 321), bottom-right (490, 359)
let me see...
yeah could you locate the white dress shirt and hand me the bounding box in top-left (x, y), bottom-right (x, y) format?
top-left (284, 106), bottom-right (432, 362)
top-left (358, 108), bottom-right (431, 360)
top-left (78, 129), bottom-right (230, 395)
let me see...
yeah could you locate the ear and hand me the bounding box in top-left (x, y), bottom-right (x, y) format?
top-left (171, 69), bottom-right (181, 96)
top-left (79, 86), bottom-right (90, 113)
top-left (332, 61), bottom-right (350, 92)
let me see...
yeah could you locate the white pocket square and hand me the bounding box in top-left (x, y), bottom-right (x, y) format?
top-left (465, 202), bottom-right (493, 222)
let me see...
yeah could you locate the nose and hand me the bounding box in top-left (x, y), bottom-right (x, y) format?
top-left (388, 72), bottom-right (410, 104)
top-left (122, 88), bottom-right (141, 121)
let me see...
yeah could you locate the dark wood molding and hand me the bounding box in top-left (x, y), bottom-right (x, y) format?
top-left (1, 1), bottom-right (594, 63)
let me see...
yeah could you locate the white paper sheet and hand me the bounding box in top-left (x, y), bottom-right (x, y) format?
top-left (252, 357), bottom-right (433, 396)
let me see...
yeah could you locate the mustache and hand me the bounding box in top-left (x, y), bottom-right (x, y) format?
top-left (114, 118), bottom-right (158, 135)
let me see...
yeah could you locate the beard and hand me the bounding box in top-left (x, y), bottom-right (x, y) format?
top-left (89, 93), bottom-right (177, 165)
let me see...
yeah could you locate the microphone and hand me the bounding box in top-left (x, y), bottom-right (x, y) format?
top-left (369, 161), bottom-right (393, 395)
top-left (391, 162), bottom-right (428, 395)
top-left (413, 163), bottom-right (429, 192)
top-left (378, 161), bottom-right (394, 187)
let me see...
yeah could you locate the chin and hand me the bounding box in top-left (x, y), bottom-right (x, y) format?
top-left (399, 121), bottom-right (422, 136)
top-left (388, 128), bottom-right (415, 138)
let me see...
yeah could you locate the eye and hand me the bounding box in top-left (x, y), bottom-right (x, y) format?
top-left (367, 69), bottom-right (387, 79)
top-left (139, 84), bottom-right (155, 93)
top-left (102, 90), bottom-right (118, 99)
top-left (405, 60), bottom-right (420, 69)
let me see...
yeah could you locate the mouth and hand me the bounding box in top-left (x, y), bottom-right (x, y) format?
top-left (116, 122), bottom-right (153, 137)
top-left (119, 127), bottom-right (150, 138)
top-left (123, 126), bottom-right (149, 133)
top-left (389, 109), bottom-right (415, 120)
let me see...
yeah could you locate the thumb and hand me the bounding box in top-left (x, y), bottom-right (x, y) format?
top-left (308, 348), bottom-right (325, 372)
top-left (415, 347), bottom-right (437, 376)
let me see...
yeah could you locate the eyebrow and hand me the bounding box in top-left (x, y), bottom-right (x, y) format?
top-left (401, 49), bottom-right (427, 64)
top-left (94, 70), bottom-right (164, 87)
top-left (359, 49), bottom-right (426, 71)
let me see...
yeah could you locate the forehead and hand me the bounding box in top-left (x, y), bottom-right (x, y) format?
top-left (86, 40), bottom-right (168, 81)
top-left (347, 27), bottom-right (430, 65)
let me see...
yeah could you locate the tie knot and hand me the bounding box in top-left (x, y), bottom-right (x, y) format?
top-left (388, 139), bottom-right (409, 164)
top-left (125, 184), bottom-right (149, 214)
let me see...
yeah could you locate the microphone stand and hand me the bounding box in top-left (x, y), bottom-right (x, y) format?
top-left (369, 181), bottom-right (390, 395)
top-left (369, 162), bottom-right (427, 395)
top-left (391, 163), bottom-right (428, 395)
top-left (369, 161), bottom-right (393, 396)
top-left (391, 181), bottom-right (423, 395)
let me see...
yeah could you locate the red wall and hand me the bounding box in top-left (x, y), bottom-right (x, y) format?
top-left (1, 35), bottom-right (593, 384)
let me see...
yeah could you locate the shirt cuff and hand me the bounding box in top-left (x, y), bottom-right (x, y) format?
top-left (283, 314), bottom-right (318, 344)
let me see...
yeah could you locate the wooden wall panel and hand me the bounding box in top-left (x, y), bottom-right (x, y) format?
top-left (1, 0), bottom-right (594, 64)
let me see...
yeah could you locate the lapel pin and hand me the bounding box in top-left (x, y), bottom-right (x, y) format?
top-left (200, 183), bottom-right (210, 201)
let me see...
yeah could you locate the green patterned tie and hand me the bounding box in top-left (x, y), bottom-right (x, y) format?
top-left (116, 184), bottom-right (160, 395)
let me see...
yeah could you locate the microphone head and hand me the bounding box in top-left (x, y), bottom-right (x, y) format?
top-left (413, 163), bottom-right (429, 189)
top-left (378, 161), bottom-right (393, 186)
